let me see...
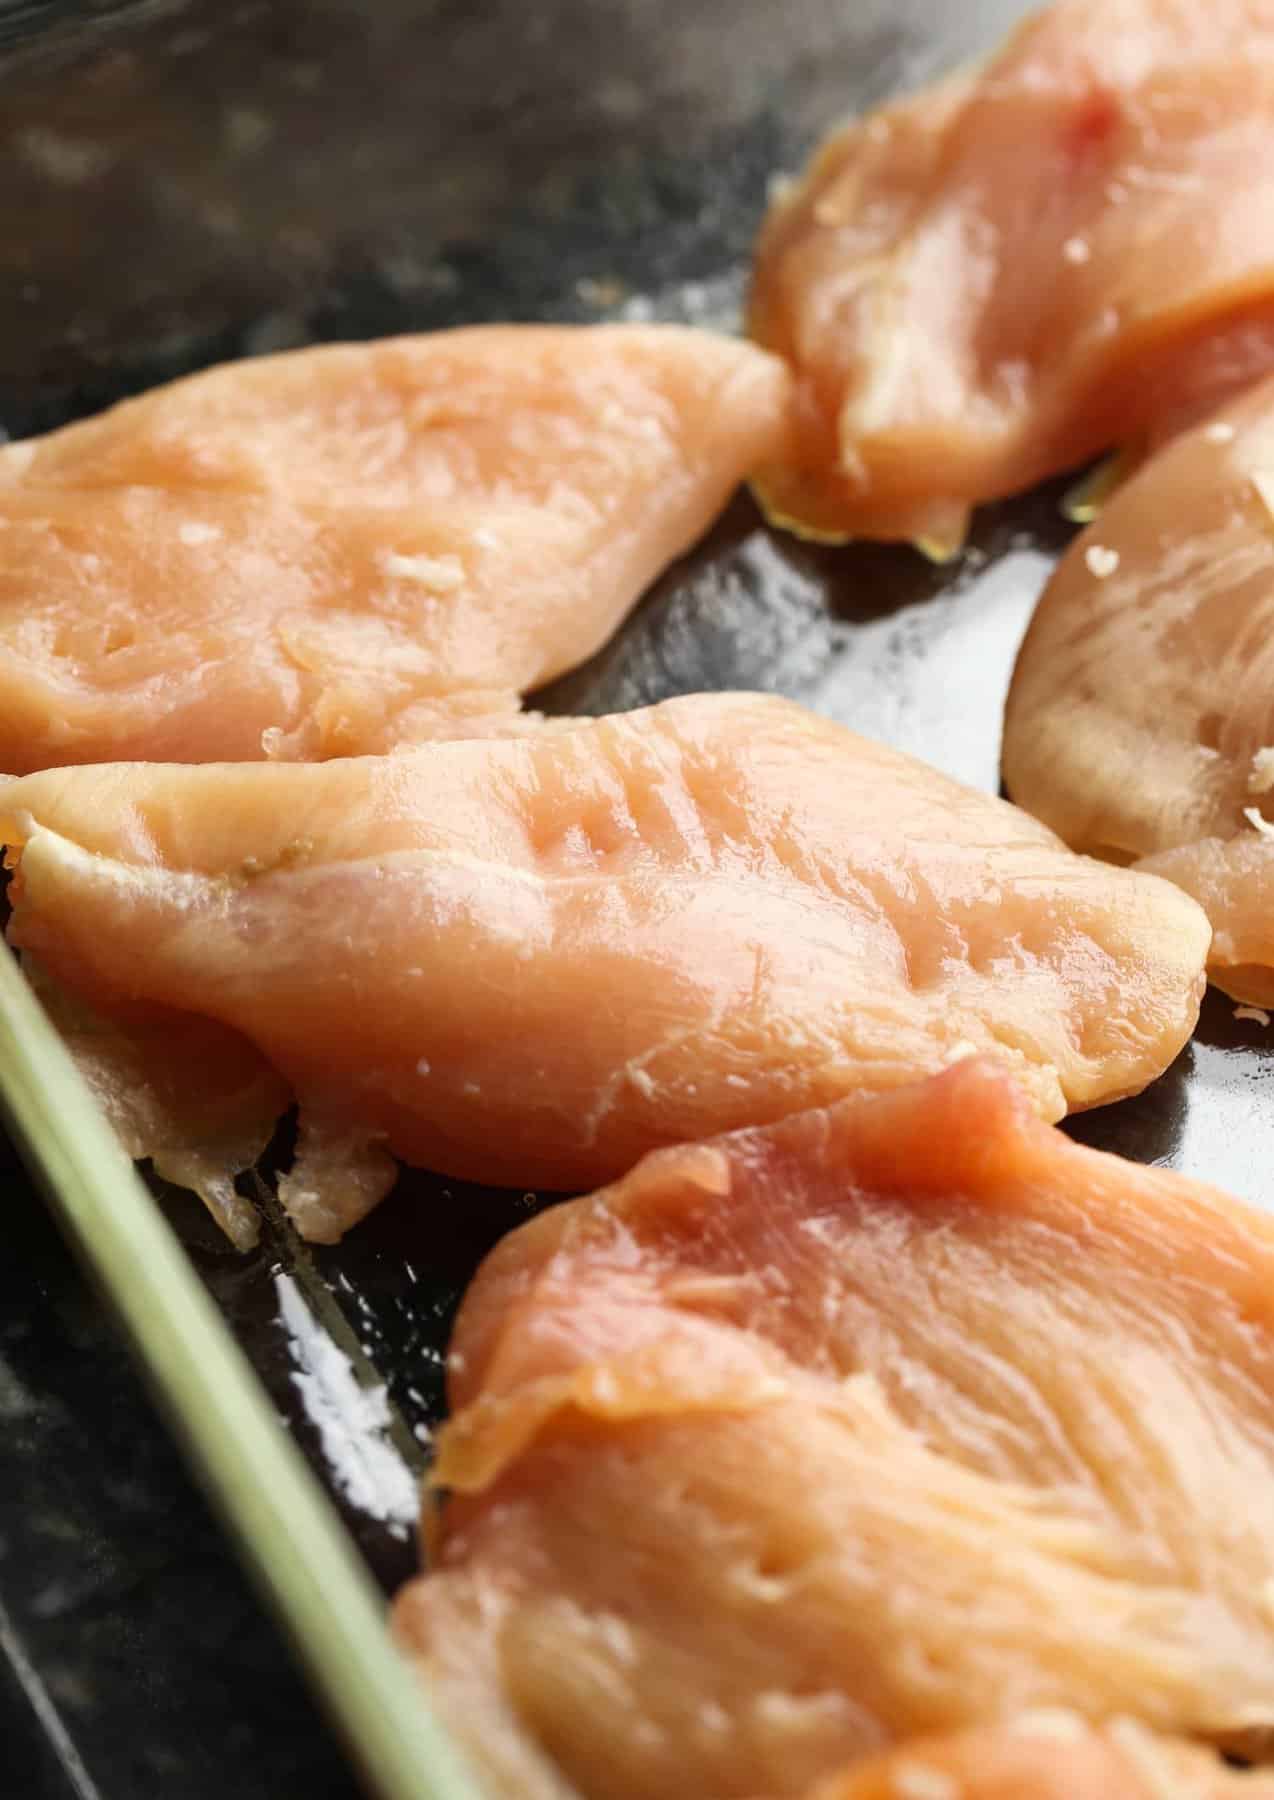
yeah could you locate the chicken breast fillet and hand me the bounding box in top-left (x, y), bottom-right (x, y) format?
top-left (394, 1058), bottom-right (1274, 1800)
top-left (1003, 371), bottom-right (1274, 1002)
top-left (0, 325), bottom-right (791, 768)
top-left (0, 694), bottom-right (1207, 1241)
top-left (749, 0), bottom-right (1274, 548)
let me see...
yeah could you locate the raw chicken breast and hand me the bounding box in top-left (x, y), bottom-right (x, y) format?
top-left (0, 694), bottom-right (1207, 1241)
top-left (749, 0), bottom-right (1274, 548)
top-left (811, 1717), bottom-right (1274, 1800)
top-left (394, 1059), bottom-right (1274, 1800)
top-left (1137, 837), bottom-right (1274, 1003)
top-left (1003, 372), bottom-right (1274, 1002)
top-left (0, 326), bottom-right (791, 769)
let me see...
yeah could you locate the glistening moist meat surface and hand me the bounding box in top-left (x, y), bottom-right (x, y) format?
top-left (749, 0), bottom-right (1274, 548)
top-left (0, 693), bottom-right (1209, 1243)
top-left (395, 1059), bottom-right (1274, 1800)
top-left (0, 324), bottom-right (791, 767)
top-left (1003, 368), bottom-right (1274, 1003)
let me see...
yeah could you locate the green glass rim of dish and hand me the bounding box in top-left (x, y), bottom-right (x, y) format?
top-left (0, 937), bottom-right (483, 1800)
